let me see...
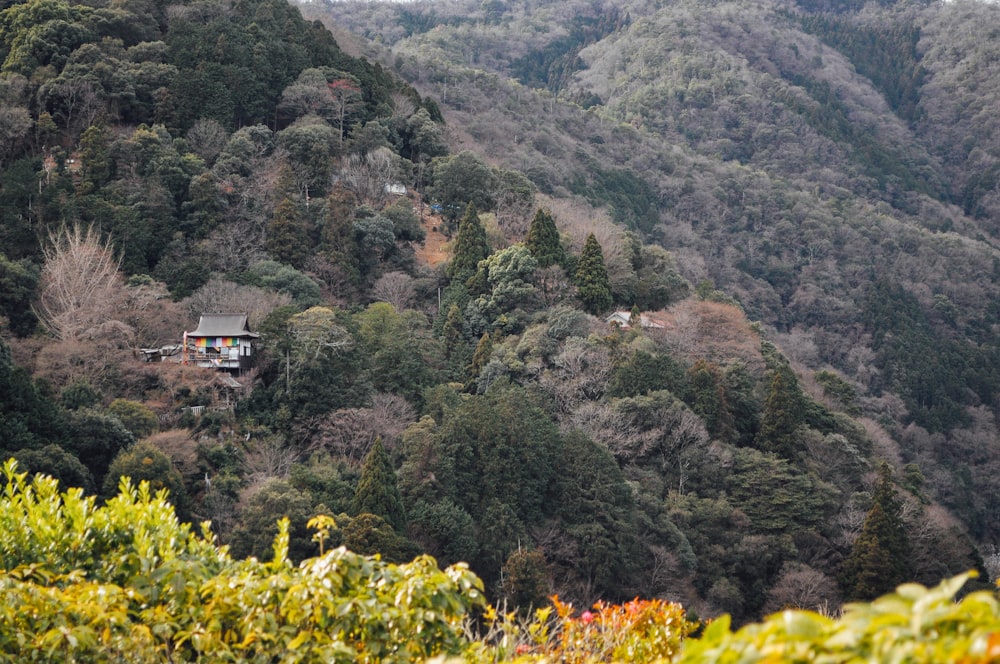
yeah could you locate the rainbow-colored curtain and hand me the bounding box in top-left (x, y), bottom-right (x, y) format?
top-left (194, 337), bottom-right (239, 348)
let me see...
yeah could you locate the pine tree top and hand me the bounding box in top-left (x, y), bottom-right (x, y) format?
top-left (525, 208), bottom-right (564, 269)
top-left (447, 203), bottom-right (490, 284)
top-left (574, 233), bottom-right (612, 315)
top-left (354, 437), bottom-right (406, 531)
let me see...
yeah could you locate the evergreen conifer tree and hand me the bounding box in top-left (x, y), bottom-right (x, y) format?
top-left (267, 166), bottom-right (313, 268)
top-left (446, 203), bottom-right (490, 284)
top-left (354, 437), bottom-right (406, 531)
top-left (467, 332), bottom-right (493, 384)
top-left (442, 303), bottom-right (468, 376)
top-left (574, 233), bottom-right (612, 315)
top-left (754, 369), bottom-right (804, 458)
top-left (524, 208), bottom-right (565, 268)
top-left (840, 462), bottom-right (911, 600)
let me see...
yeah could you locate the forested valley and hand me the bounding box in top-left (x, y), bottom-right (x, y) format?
top-left (2, 0), bottom-right (1000, 640)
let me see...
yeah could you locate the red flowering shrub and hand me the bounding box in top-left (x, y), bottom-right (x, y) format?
top-left (473, 595), bottom-right (696, 663)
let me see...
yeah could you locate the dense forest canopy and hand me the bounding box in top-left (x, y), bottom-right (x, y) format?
top-left (302, 0), bottom-right (1000, 537)
top-left (1, 0), bottom-right (1000, 634)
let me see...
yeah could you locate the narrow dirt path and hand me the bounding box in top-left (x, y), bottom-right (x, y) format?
top-left (413, 200), bottom-right (450, 268)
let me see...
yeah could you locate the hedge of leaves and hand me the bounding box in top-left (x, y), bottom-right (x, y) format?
top-left (3, 458), bottom-right (1000, 663)
top-left (678, 573), bottom-right (1000, 664)
top-left (0, 460), bottom-right (483, 662)
top-left (481, 574), bottom-right (1000, 664)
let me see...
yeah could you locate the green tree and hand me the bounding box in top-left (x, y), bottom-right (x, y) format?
top-left (500, 548), bottom-right (549, 613)
top-left (77, 123), bottom-right (112, 194)
top-left (632, 243), bottom-right (690, 310)
top-left (7, 444), bottom-right (93, 493)
top-left (442, 302), bottom-right (470, 380)
top-left (464, 244), bottom-right (538, 337)
top-left (841, 462), bottom-right (912, 601)
top-left (402, 107), bottom-right (447, 166)
top-left (243, 260), bottom-right (323, 307)
top-left (352, 213), bottom-right (397, 276)
top-left (228, 477), bottom-right (318, 562)
top-left (241, 306), bottom-right (370, 430)
top-left (354, 302), bottom-right (442, 404)
top-left (411, 385), bottom-right (561, 581)
top-left (446, 203), bottom-right (490, 284)
top-left (554, 429), bottom-right (640, 600)
top-left (406, 497), bottom-right (478, 568)
top-left (687, 360), bottom-right (735, 442)
top-left (106, 399), bottom-right (159, 439)
top-left (467, 332), bottom-right (493, 385)
top-left (0, 252), bottom-right (38, 336)
top-left (267, 189), bottom-right (313, 268)
top-left (59, 381), bottom-right (101, 410)
top-left (102, 442), bottom-right (189, 518)
top-left (65, 409), bottom-right (136, 487)
top-left (754, 369), bottom-right (805, 458)
top-left (429, 151), bottom-right (495, 222)
top-left (354, 437), bottom-right (406, 531)
top-left (337, 512), bottom-right (420, 563)
top-left (0, 461), bottom-right (484, 661)
top-left (607, 350), bottom-right (688, 399)
top-left (725, 448), bottom-right (838, 535)
top-left (574, 232), bottom-right (612, 315)
top-left (524, 208), bottom-right (565, 268)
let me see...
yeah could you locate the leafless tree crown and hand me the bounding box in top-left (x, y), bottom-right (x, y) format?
top-left (35, 224), bottom-right (128, 341)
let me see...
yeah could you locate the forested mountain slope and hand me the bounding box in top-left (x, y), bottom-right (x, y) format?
top-left (0, 0), bottom-right (998, 626)
top-left (303, 0), bottom-right (1000, 543)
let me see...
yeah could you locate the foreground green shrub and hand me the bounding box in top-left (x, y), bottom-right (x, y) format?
top-left (4, 458), bottom-right (1000, 663)
top-left (678, 573), bottom-right (1000, 663)
top-left (0, 460), bottom-right (484, 663)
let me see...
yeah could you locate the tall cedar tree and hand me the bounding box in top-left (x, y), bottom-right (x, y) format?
top-left (354, 437), bottom-right (406, 531)
top-left (840, 462), bottom-right (911, 600)
top-left (442, 302), bottom-right (471, 379)
top-left (267, 196), bottom-right (311, 268)
top-left (574, 233), bottom-right (613, 315)
top-left (754, 369), bottom-right (804, 458)
top-left (525, 208), bottom-right (565, 268)
top-left (467, 331), bottom-right (493, 385)
top-left (446, 203), bottom-right (490, 284)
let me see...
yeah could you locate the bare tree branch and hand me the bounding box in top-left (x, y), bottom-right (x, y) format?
top-left (35, 224), bottom-right (128, 341)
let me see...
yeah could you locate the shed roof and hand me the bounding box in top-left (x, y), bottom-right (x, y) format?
top-left (188, 313), bottom-right (259, 338)
top-left (215, 373), bottom-right (244, 389)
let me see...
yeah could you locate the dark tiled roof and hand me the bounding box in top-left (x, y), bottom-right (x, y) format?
top-left (188, 313), bottom-right (259, 338)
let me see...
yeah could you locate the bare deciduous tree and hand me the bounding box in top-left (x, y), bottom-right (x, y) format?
top-left (538, 336), bottom-right (613, 411)
top-left (242, 435), bottom-right (299, 484)
top-left (122, 278), bottom-right (191, 347)
top-left (536, 264), bottom-right (572, 307)
top-left (35, 225), bottom-right (129, 341)
top-left (200, 224), bottom-right (268, 273)
top-left (366, 392), bottom-right (417, 448)
top-left (185, 118), bottom-right (229, 164)
top-left (340, 147), bottom-right (400, 206)
top-left (183, 278), bottom-right (292, 329)
top-left (763, 562), bottom-right (840, 614)
top-left (303, 254), bottom-right (354, 305)
top-left (558, 200), bottom-right (635, 298)
top-left (371, 271), bottom-right (416, 311)
top-left (295, 392), bottom-right (416, 461)
top-left (146, 429), bottom-right (198, 471)
top-left (390, 91), bottom-right (417, 118)
top-left (40, 78), bottom-right (101, 137)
